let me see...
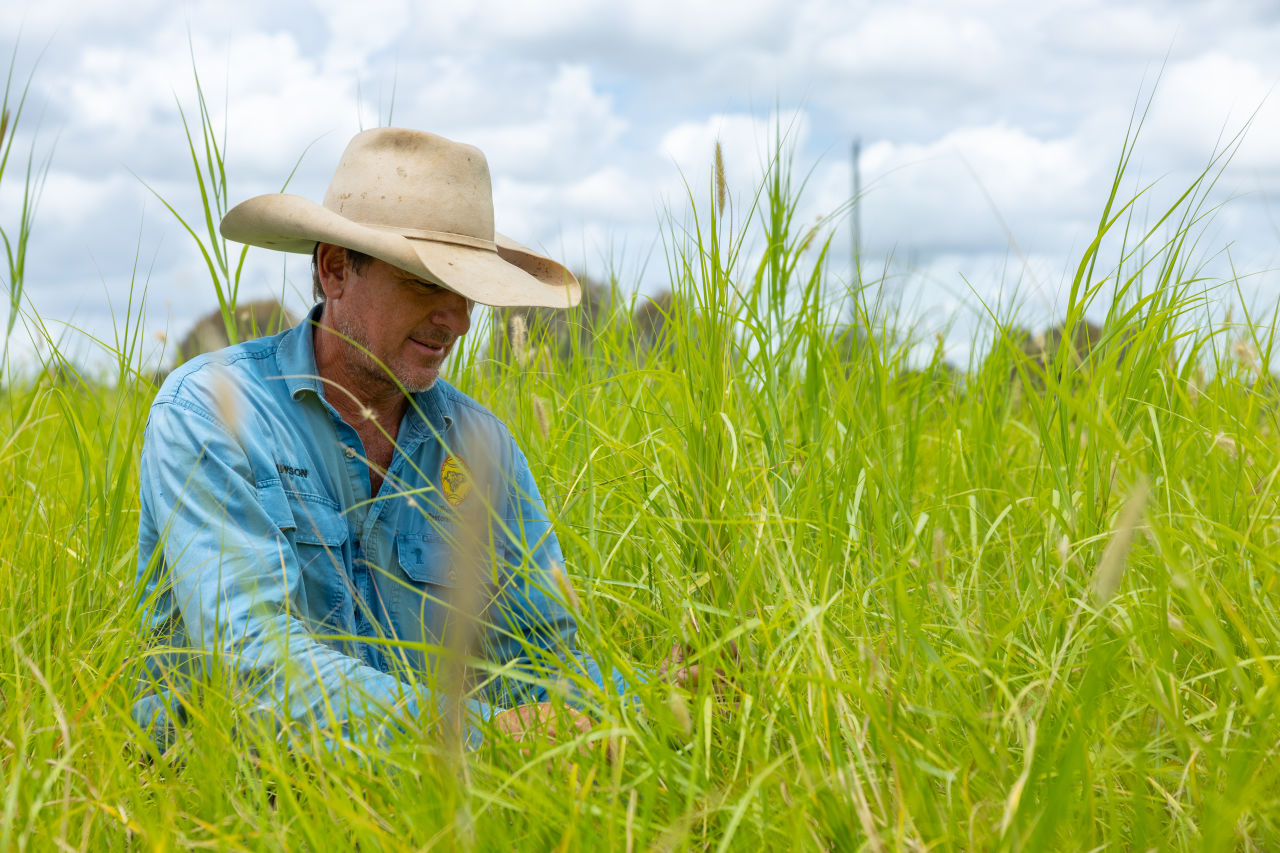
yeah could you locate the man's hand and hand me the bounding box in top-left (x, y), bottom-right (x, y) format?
top-left (658, 640), bottom-right (741, 692)
top-left (491, 702), bottom-right (593, 744)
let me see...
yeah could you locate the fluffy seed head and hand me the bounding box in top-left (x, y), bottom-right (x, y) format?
top-left (510, 314), bottom-right (528, 368)
top-left (668, 690), bottom-right (692, 735)
top-left (1093, 478), bottom-right (1149, 604)
top-left (714, 140), bottom-right (727, 218)
top-left (533, 395), bottom-right (550, 441)
top-left (211, 368), bottom-right (241, 435)
top-left (1233, 339), bottom-right (1260, 373)
top-left (550, 561), bottom-right (580, 612)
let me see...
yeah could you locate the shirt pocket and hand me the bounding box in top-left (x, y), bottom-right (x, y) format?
top-left (394, 522), bottom-right (507, 645)
top-left (258, 484), bottom-right (351, 633)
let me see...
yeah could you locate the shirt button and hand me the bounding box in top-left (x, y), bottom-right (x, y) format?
top-left (448, 570), bottom-right (458, 582)
top-left (344, 446), bottom-right (356, 459)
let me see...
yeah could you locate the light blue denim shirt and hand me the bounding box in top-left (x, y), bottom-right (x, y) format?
top-left (134, 310), bottom-right (620, 747)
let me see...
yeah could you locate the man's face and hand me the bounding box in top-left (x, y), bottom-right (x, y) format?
top-left (324, 253), bottom-right (473, 395)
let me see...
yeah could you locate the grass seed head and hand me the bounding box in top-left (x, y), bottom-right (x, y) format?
top-left (550, 561), bottom-right (580, 612)
top-left (799, 223), bottom-right (820, 254)
top-left (1093, 478), bottom-right (1149, 605)
top-left (668, 689), bottom-right (692, 735)
top-left (931, 528), bottom-right (948, 569)
top-left (1233, 339), bottom-right (1260, 374)
top-left (211, 368), bottom-right (242, 435)
top-left (714, 140), bottom-right (727, 218)
top-left (509, 314), bottom-right (529, 368)
top-left (533, 395), bottom-right (549, 441)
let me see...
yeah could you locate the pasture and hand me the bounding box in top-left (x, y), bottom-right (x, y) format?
top-left (2, 62), bottom-right (1279, 851)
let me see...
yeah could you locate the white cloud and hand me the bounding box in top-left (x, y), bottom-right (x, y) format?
top-left (2, 0), bottom-right (169, 43)
top-left (216, 32), bottom-right (369, 174)
top-left (1146, 52), bottom-right (1280, 177)
top-left (312, 0), bottom-right (410, 73)
top-left (466, 64), bottom-right (627, 180)
top-left (623, 0), bottom-right (793, 55)
top-left (857, 123), bottom-right (1100, 256)
top-left (816, 6), bottom-right (1003, 84)
top-left (416, 0), bottom-right (793, 65)
top-left (658, 111), bottom-right (812, 195)
top-left (1044, 3), bottom-right (1176, 56)
top-left (5, 0), bottom-right (1280, 365)
top-left (562, 165), bottom-right (654, 222)
top-left (43, 29), bottom-right (356, 187)
top-left (25, 170), bottom-right (127, 232)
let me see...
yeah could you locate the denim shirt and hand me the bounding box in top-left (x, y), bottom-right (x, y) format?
top-left (134, 311), bottom-right (618, 747)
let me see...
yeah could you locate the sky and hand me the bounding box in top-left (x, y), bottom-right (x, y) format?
top-left (2, 0), bottom-right (1278, 372)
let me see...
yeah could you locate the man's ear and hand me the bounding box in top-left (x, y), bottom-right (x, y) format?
top-left (315, 243), bottom-right (351, 300)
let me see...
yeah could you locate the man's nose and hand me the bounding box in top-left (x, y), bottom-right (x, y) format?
top-left (431, 290), bottom-right (473, 337)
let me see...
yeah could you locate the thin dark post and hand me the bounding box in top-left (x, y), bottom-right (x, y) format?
top-left (852, 137), bottom-right (862, 287)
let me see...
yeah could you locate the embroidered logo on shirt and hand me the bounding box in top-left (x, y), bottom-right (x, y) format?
top-left (440, 455), bottom-right (471, 506)
top-left (277, 463), bottom-right (309, 479)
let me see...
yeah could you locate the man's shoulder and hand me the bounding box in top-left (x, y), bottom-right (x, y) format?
top-left (153, 332), bottom-right (288, 410)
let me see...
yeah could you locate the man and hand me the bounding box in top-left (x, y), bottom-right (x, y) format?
top-left (133, 128), bottom-right (622, 749)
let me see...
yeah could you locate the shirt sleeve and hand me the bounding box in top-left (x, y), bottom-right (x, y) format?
top-left (480, 435), bottom-right (630, 708)
top-left (136, 395), bottom-right (493, 747)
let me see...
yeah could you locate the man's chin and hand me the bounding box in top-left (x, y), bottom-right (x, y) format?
top-left (400, 367), bottom-right (440, 394)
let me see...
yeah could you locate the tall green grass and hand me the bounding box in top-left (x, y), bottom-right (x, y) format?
top-left (0, 41), bottom-right (51, 374)
top-left (2, 62), bottom-right (1280, 850)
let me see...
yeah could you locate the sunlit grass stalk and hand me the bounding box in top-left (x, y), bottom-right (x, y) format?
top-left (0, 43), bottom-right (52, 374)
top-left (139, 41), bottom-right (313, 349)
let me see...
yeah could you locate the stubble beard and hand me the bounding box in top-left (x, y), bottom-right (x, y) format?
top-left (333, 316), bottom-right (439, 396)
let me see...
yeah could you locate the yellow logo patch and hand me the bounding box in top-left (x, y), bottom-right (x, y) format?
top-left (440, 455), bottom-right (472, 507)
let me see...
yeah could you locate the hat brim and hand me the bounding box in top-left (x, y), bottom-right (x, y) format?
top-left (220, 194), bottom-right (581, 309)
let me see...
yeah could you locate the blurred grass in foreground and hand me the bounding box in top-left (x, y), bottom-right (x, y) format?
top-left (2, 84), bottom-right (1280, 851)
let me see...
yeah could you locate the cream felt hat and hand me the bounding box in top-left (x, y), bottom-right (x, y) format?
top-left (219, 128), bottom-right (580, 308)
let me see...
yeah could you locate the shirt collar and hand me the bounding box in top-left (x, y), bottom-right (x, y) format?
top-left (277, 304), bottom-right (325, 400)
top-left (404, 381), bottom-right (453, 441)
top-left (278, 303), bottom-right (454, 436)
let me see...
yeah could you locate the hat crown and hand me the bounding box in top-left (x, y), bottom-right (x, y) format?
top-left (322, 128), bottom-right (495, 241)
top-left (219, 126), bottom-right (580, 308)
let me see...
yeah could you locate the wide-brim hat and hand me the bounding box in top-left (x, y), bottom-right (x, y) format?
top-left (220, 128), bottom-right (580, 308)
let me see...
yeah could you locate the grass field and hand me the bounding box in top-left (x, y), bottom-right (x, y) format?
top-left (3, 61), bottom-right (1280, 850)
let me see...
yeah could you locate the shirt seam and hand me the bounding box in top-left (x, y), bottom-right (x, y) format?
top-left (154, 397), bottom-right (239, 441)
